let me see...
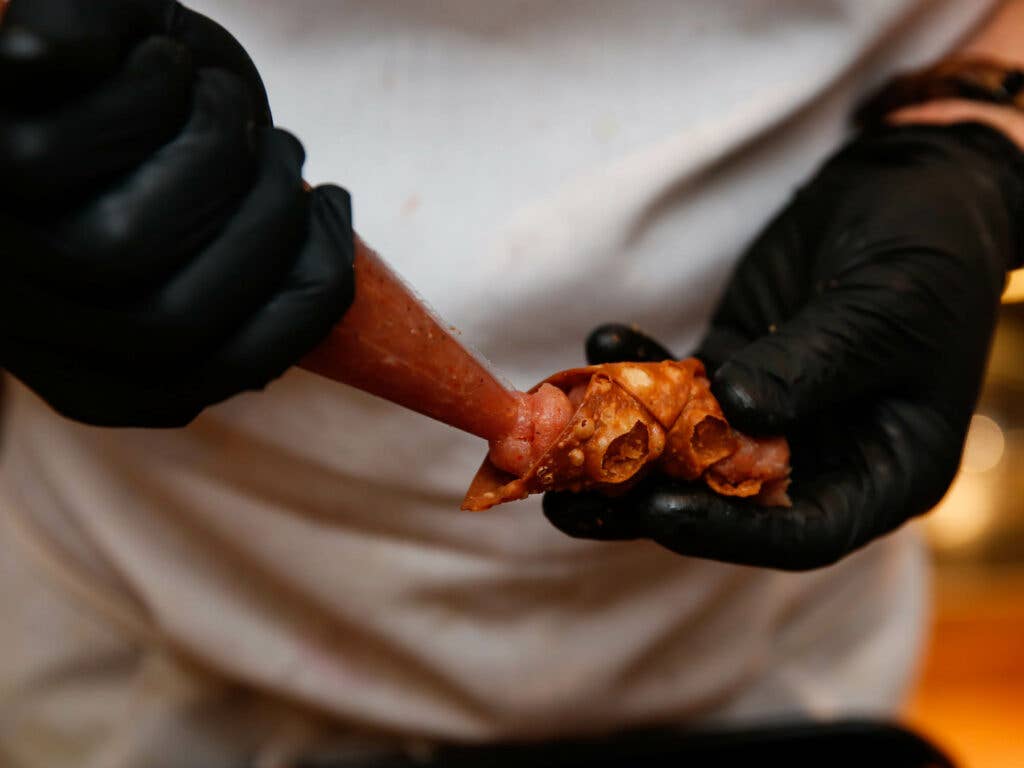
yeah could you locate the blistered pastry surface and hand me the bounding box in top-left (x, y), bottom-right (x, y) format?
top-left (462, 361), bottom-right (791, 511)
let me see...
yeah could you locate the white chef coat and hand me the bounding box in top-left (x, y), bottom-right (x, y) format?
top-left (0, 1), bottom-right (994, 766)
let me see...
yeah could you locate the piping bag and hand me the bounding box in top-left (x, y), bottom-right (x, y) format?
top-left (300, 236), bottom-right (524, 443)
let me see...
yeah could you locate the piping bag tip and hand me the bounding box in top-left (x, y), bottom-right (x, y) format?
top-left (299, 235), bottom-right (525, 443)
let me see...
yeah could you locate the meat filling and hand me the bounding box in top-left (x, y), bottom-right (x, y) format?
top-left (488, 384), bottom-right (574, 476)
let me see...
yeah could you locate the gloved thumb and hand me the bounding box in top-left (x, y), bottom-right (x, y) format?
top-left (708, 277), bottom-right (937, 434)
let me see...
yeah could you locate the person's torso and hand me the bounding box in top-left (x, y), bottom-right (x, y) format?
top-left (0, 0), bottom-right (989, 748)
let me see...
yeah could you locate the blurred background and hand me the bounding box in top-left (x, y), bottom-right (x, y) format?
top-left (902, 269), bottom-right (1024, 767)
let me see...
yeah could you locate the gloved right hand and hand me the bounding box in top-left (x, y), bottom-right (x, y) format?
top-left (0, 0), bottom-right (355, 427)
top-left (545, 121), bottom-right (1022, 571)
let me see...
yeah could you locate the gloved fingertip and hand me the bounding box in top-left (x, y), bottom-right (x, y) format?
top-left (693, 326), bottom-right (751, 375)
top-left (585, 324), bottom-right (627, 364)
top-left (711, 359), bottom-right (791, 434)
top-left (316, 184), bottom-right (353, 230)
top-left (312, 186), bottom-right (356, 280)
top-left (269, 127), bottom-right (306, 169)
top-left (585, 323), bottom-right (629, 363)
top-left (297, 186), bottom-right (356, 321)
top-left (542, 491), bottom-right (640, 541)
top-left (585, 323), bottom-right (675, 365)
top-left (643, 483), bottom-right (736, 525)
top-left (639, 485), bottom-right (830, 569)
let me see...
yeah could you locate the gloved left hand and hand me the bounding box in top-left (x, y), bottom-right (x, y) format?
top-left (0, 0), bottom-right (354, 427)
top-left (544, 122), bottom-right (1023, 571)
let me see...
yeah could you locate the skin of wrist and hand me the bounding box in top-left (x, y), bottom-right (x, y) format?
top-left (887, 99), bottom-right (1024, 152)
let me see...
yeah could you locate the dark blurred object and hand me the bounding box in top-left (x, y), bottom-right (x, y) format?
top-left (298, 721), bottom-right (953, 768)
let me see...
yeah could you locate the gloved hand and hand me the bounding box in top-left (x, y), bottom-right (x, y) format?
top-left (0, 0), bottom-right (354, 427)
top-left (544, 122), bottom-right (1024, 570)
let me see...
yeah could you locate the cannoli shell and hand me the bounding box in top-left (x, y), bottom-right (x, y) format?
top-left (462, 371), bottom-right (666, 511)
top-left (461, 360), bottom-right (790, 511)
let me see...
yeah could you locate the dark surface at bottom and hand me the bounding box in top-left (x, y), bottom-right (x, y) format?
top-left (297, 720), bottom-right (954, 768)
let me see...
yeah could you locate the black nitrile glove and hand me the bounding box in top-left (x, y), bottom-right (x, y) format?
top-left (0, 0), bottom-right (354, 427)
top-left (545, 123), bottom-right (1024, 571)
